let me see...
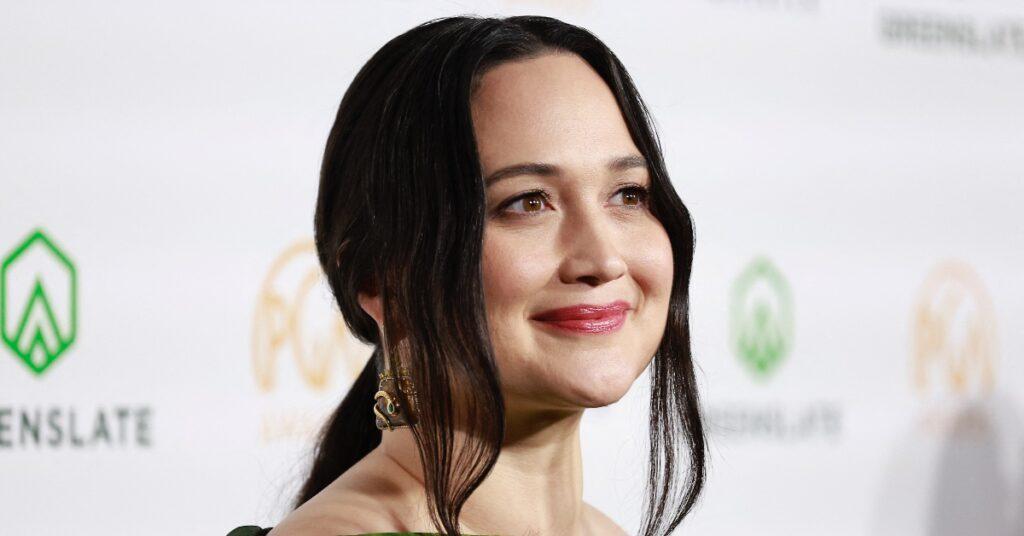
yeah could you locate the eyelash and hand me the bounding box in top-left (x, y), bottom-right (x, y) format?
top-left (495, 184), bottom-right (651, 218)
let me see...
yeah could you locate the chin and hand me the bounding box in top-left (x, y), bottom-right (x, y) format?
top-left (565, 366), bottom-right (639, 408)
top-left (574, 390), bottom-right (629, 409)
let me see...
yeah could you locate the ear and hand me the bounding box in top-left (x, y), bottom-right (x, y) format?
top-left (356, 276), bottom-right (408, 344)
top-left (357, 289), bottom-right (384, 328)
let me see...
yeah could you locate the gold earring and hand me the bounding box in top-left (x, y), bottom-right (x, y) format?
top-left (372, 299), bottom-right (418, 431)
top-left (373, 364), bottom-right (418, 431)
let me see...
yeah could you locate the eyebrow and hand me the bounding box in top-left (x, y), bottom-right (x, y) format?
top-left (483, 154), bottom-right (648, 188)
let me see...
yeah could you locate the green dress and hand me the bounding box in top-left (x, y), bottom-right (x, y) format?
top-left (227, 526), bottom-right (483, 536)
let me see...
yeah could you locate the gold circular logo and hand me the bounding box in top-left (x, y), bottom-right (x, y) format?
top-left (251, 239), bottom-right (368, 393)
top-left (911, 259), bottom-right (998, 400)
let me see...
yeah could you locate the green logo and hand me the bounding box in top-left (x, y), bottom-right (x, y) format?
top-left (729, 256), bottom-right (794, 379)
top-left (1, 228), bottom-right (78, 376)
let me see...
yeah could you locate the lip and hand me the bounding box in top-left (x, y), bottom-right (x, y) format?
top-left (531, 300), bottom-right (632, 334)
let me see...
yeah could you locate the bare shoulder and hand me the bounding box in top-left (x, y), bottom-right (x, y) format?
top-left (583, 502), bottom-right (628, 536)
top-left (266, 487), bottom-right (390, 536)
top-left (267, 460), bottom-right (410, 536)
top-left (266, 451), bottom-right (624, 536)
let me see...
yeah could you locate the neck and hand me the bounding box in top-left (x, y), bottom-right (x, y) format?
top-left (378, 404), bottom-right (587, 535)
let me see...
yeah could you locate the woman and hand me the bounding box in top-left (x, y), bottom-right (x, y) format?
top-left (229, 14), bottom-right (705, 536)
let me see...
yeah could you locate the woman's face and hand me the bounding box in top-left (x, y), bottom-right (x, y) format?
top-left (472, 52), bottom-right (674, 415)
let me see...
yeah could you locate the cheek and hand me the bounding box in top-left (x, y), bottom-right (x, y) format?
top-left (629, 222), bottom-right (675, 361)
top-left (632, 222), bottom-right (674, 301)
top-left (480, 228), bottom-right (551, 346)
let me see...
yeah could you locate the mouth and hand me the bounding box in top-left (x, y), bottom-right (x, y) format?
top-left (530, 300), bottom-right (632, 334)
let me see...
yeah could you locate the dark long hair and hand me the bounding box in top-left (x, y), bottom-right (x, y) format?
top-left (303, 14), bottom-right (705, 536)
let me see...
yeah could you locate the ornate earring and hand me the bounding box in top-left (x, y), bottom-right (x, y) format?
top-left (372, 315), bottom-right (418, 431)
top-left (373, 364), bottom-right (418, 431)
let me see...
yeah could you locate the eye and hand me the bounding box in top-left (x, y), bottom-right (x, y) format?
top-left (610, 185), bottom-right (650, 208)
top-left (497, 189), bottom-right (552, 217)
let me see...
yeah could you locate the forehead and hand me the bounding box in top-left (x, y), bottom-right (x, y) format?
top-left (470, 52), bottom-right (638, 173)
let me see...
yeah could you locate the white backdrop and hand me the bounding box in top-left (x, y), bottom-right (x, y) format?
top-left (2, 1), bottom-right (1022, 535)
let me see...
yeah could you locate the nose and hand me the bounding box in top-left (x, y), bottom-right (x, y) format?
top-left (558, 206), bottom-right (627, 287)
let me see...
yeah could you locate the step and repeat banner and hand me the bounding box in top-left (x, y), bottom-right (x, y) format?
top-left (2, 1), bottom-right (1022, 535)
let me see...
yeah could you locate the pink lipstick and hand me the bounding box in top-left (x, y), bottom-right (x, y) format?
top-left (531, 300), bottom-right (631, 334)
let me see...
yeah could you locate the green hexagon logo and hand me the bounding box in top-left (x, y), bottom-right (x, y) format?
top-left (1, 228), bottom-right (78, 376)
top-left (729, 255), bottom-right (794, 380)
